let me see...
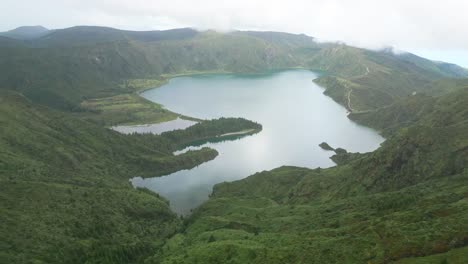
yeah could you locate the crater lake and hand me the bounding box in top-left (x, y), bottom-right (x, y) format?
top-left (131, 70), bottom-right (385, 214)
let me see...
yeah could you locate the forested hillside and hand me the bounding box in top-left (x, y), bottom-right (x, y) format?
top-left (0, 26), bottom-right (466, 113)
top-left (0, 91), bottom-right (261, 263)
top-left (1, 26), bottom-right (467, 263)
top-left (155, 87), bottom-right (468, 264)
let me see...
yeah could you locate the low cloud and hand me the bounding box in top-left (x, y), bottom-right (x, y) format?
top-left (3, 0), bottom-right (468, 66)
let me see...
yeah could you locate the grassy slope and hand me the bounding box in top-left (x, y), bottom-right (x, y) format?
top-left (78, 93), bottom-right (179, 126)
top-left (153, 88), bottom-right (468, 264)
top-left (1, 27), bottom-right (468, 263)
top-left (0, 92), bottom-right (180, 263)
top-left (349, 79), bottom-right (468, 136)
top-left (0, 30), bottom-right (298, 111)
top-left (0, 91), bottom-right (262, 263)
top-left (312, 47), bottom-right (468, 112)
top-left (0, 27), bottom-right (466, 116)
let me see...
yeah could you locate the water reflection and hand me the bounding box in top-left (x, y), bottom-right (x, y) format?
top-left (133, 70), bottom-right (385, 214)
top-left (112, 117), bottom-right (196, 135)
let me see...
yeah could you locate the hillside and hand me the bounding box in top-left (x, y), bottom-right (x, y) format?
top-left (31, 26), bottom-right (198, 47)
top-left (152, 87), bottom-right (468, 263)
top-left (349, 78), bottom-right (468, 135)
top-left (2, 26), bottom-right (468, 264)
top-left (0, 91), bottom-right (261, 263)
top-left (312, 48), bottom-right (468, 112)
top-left (0, 25), bottom-right (49, 40)
top-left (0, 26), bottom-right (466, 114)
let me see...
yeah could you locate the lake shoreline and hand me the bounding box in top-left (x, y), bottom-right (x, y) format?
top-left (132, 70), bottom-right (385, 214)
top-left (111, 117), bottom-right (198, 135)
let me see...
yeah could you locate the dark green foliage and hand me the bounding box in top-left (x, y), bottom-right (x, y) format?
top-left (319, 143), bottom-right (364, 165)
top-left (349, 79), bottom-right (468, 136)
top-left (0, 26), bottom-right (466, 113)
top-left (0, 91), bottom-right (261, 263)
top-left (312, 48), bottom-right (468, 112)
top-left (155, 88), bottom-right (468, 263)
top-left (0, 182), bottom-right (180, 264)
top-left (2, 26), bottom-right (468, 263)
top-left (208, 235), bottom-right (216, 243)
top-left (319, 142), bottom-right (334, 151)
top-left (348, 94), bottom-right (435, 136)
top-left (330, 148), bottom-right (364, 165)
top-left (161, 117), bottom-right (262, 149)
top-left (31, 26), bottom-right (198, 47)
top-left (0, 91), bottom-right (219, 180)
top-left (425, 78), bottom-right (468, 95)
top-left (0, 29), bottom-right (300, 110)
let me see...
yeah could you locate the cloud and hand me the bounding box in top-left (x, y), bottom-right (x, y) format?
top-left (2, 0), bottom-right (468, 66)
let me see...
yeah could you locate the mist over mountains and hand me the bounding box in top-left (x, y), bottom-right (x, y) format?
top-left (1, 23), bottom-right (467, 263)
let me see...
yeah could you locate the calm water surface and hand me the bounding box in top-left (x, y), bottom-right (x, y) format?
top-left (132, 70), bottom-right (384, 214)
top-left (112, 117), bottom-right (196, 134)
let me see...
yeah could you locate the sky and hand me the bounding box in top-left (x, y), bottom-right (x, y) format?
top-left (2, 0), bottom-right (468, 67)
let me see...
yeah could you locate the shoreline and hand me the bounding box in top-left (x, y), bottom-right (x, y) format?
top-left (217, 129), bottom-right (257, 137)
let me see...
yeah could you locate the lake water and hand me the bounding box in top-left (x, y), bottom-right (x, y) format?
top-left (112, 117), bottom-right (197, 134)
top-left (132, 70), bottom-right (385, 214)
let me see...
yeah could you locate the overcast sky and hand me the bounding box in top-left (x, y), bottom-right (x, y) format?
top-left (3, 0), bottom-right (468, 67)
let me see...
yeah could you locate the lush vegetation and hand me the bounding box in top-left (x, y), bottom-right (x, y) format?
top-left (318, 142), bottom-right (334, 151)
top-left (0, 91), bottom-right (261, 263)
top-left (313, 48), bottom-right (468, 112)
top-left (148, 87), bottom-right (468, 263)
top-left (0, 26), bottom-right (467, 114)
top-left (319, 142), bottom-right (362, 165)
top-left (349, 78), bottom-right (468, 135)
top-left (78, 93), bottom-right (180, 126)
top-left (160, 118), bottom-right (262, 149)
top-left (1, 26), bottom-right (468, 263)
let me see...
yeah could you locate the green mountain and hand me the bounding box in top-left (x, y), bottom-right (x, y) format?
top-left (0, 26), bottom-right (466, 113)
top-left (32, 26), bottom-right (198, 47)
top-left (155, 87), bottom-right (468, 264)
top-left (1, 26), bottom-right (468, 263)
top-left (0, 91), bottom-right (262, 263)
top-left (312, 47), bottom-right (468, 111)
top-left (349, 78), bottom-right (468, 135)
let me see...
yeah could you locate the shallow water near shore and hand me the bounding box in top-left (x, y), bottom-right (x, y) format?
top-left (111, 117), bottom-right (197, 135)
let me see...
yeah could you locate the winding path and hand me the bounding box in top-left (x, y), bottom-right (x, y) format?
top-left (346, 89), bottom-right (355, 112)
top-left (346, 66), bottom-right (370, 113)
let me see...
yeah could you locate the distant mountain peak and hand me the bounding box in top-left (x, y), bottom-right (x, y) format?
top-left (11, 25), bottom-right (48, 31)
top-left (0, 25), bottom-right (49, 40)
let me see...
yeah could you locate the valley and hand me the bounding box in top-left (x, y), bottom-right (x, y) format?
top-left (0, 26), bottom-right (467, 263)
top-left (131, 70), bottom-right (384, 214)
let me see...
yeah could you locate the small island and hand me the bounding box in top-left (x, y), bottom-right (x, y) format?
top-left (319, 142), bottom-right (335, 151)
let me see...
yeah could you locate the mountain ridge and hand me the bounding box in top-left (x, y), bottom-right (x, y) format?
top-left (0, 25), bottom-right (467, 115)
top-left (156, 86), bottom-right (468, 263)
top-left (1, 25), bottom-right (468, 263)
top-left (0, 25), bottom-right (49, 40)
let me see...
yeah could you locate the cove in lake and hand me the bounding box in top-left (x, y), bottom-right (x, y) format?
top-left (132, 70), bottom-right (385, 214)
